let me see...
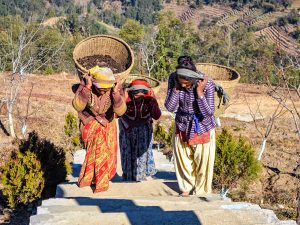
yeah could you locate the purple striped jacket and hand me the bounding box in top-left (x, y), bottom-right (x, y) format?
top-left (164, 73), bottom-right (216, 140)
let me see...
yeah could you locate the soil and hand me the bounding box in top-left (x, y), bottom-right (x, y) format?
top-left (0, 72), bottom-right (299, 223)
top-left (77, 55), bottom-right (125, 73)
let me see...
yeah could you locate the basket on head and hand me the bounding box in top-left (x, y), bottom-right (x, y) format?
top-left (196, 63), bottom-right (240, 117)
top-left (73, 35), bottom-right (134, 81)
top-left (123, 74), bottom-right (161, 95)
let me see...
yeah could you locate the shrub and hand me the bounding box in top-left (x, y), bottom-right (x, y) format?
top-left (262, 3), bottom-right (276, 13)
top-left (19, 131), bottom-right (71, 198)
top-left (214, 129), bottom-right (262, 191)
top-left (1, 151), bottom-right (44, 208)
top-left (153, 122), bottom-right (175, 147)
top-left (64, 112), bottom-right (81, 150)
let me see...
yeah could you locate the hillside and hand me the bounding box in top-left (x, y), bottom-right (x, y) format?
top-left (0, 72), bottom-right (299, 223)
top-left (0, 0), bottom-right (299, 223)
top-left (163, 2), bottom-right (300, 57)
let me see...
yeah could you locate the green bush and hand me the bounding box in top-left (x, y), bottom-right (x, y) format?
top-left (214, 129), bottom-right (262, 191)
top-left (64, 112), bottom-right (81, 150)
top-left (153, 122), bottom-right (175, 147)
top-left (1, 151), bottom-right (44, 208)
top-left (19, 131), bottom-right (71, 198)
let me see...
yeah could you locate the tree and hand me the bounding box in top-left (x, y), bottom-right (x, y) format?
top-left (214, 129), bottom-right (262, 197)
top-left (119, 19), bottom-right (145, 45)
top-left (246, 53), bottom-right (299, 222)
top-left (137, 26), bottom-right (164, 77)
top-left (123, 0), bottom-right (161, 25)
top-left (0, 16), bottom-right (64, 138)
top-left (152, 11), bottom-right (200, 80)
top-left (197, 25), bottom-right (276, 83)
top-left (1, 150), bottom-right (44, 208)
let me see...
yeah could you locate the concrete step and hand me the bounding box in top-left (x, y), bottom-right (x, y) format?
top-left (42, 195), bottom-right (232, 207)
top-left (56, 178), bottom-right (179, 198)
top-left (29, 208), bottom-right (290, 225)
top-left (29, 148), bottom-right (297, 225)
top-left (38, 200), bottom-right (260, 214)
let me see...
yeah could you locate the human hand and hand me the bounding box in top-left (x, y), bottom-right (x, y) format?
top-left (124, 89), bottom-right (129, 100)
top-left (148, 89), bottom-right (155, 97)
top-left (113, 77), bottom-right (122, 94)
top-left (174, 77), bottom-right (181, 90)
top-left (197, 75), bottom-right (208, 97)
top-left (145, 95), bottom-right (156, 106)
top-left (85, 74), bottom-right (92, 90)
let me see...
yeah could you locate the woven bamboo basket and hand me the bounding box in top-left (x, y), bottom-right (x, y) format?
top-left (123, 74), bottom-right (161, 95)
top-left (196, 63), bottom-right (240, 117)
top-left (73, 35), bottom-right (134, 81)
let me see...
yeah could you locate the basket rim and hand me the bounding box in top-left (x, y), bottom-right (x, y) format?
top-left (195, 63), bottom-right (241, 81)
top-left (73, 34), bottom-right (135, 75)
top-left (124, 74), bottom-right (160, 87)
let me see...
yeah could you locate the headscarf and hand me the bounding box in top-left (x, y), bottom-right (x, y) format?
top-left (89, 66), bottom-right (115, 89)
top-left (176, 55), bottom-right (205, 80)
top-left (127, 79), bottom-right (150, 92)
top-left (176, 68), bottom-right (205, 79)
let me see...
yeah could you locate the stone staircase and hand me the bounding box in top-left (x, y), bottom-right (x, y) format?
top-left (30, 149), bottom-right (297, 225)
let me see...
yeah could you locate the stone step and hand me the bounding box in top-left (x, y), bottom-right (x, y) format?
top-left (38, 201), bottom-right (260, 214)
top-left (42, 195), bottom-right (231, 207)
top-left (29, 148), bottom-right (297, 225)
top-left (30, 208), bottom-right (285, 225)
top-left (251, 224), bottom-right (297, 225)
top-left (56, 178), bottom-right (180, 198)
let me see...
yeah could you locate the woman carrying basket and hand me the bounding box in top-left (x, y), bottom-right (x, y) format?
top-left (165, 56), bottom-right (216, 197)
top-left (119, 79), bottom-right (161, 181)
top-left (73, 66), bottom-right (126, 193)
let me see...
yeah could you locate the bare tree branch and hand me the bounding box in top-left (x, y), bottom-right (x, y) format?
top-left (0, 16), bottom-right (64, 138)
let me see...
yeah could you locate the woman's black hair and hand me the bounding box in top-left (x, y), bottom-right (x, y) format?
top-left (176, 55), bottom-right (197, 72)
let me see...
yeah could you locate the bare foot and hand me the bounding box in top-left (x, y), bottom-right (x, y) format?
top-left (179, 192), bottom-right (190, 197)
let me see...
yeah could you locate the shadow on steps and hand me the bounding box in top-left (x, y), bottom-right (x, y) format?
top-left (66, 197), bottom-right (203, 225)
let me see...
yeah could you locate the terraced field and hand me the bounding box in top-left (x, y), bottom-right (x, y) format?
top-left (163, 3), bottom-right (231, 29)
top-left (216, 8), bottom-right (247, 26)
top-left (255, 26), bottom-right (300, 56)
top-left (291, 0), bottom-right (300, 8)
top-left (251, 11), bottom-right (287, 29)
top-left (216, 8), bottom-right (264, 31)
top-left (162, 3), bottom-right (189, 17)
top-left (163, 4), bottom-right (299, 57)
top-left (189, 5), bottom-right (232, 28)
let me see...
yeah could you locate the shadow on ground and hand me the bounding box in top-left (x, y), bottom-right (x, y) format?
top-left (70, 197), bottom-right (202, 225)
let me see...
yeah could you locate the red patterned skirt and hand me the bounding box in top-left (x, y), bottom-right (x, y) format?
top-left (78, 119), bottom-right (117, 193)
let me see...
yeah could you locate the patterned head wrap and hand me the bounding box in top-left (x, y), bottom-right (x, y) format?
top-left (128, 79), bottom-right (150, 91)
top-left (89, 66), bottom-right (115, 89)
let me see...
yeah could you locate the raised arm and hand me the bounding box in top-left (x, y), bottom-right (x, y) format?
top-left (72, 80), bottom-right (91, 112)
top-left (196, 79), bottom-right (215, 117)
top-left (149, 97), bottom-right (162, 120)
top-left (164, 73), bottom-right (179, 112)
top-left (112, 82), bottom-right (127, 116)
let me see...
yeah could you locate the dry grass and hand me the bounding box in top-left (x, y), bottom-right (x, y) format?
top-left (0, 72), bottom-right (299, 220)
top-left (291, 0), bottom-right (300, 9)
top-left (156, 81), bottom-right (299, 220)
top-left (0, 72), bottom-right (78, 148)
top-left (42, 17), bottom-right (66, 27)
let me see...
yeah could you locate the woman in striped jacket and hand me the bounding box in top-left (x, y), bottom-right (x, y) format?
top-left (165, 56), bottom-right (216, 197)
